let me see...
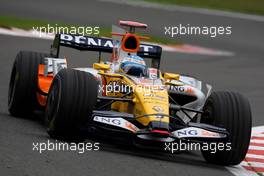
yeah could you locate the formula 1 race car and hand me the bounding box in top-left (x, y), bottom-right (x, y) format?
top-left (8, 20), bottom-right (252, 165)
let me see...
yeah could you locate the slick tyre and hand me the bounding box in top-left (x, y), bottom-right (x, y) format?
top-left (8, 51), bottom-right (50, 117)
top-left (45, 69), bottom-right (98, 139)
top-left (201, 91), bottom-right (252, 165)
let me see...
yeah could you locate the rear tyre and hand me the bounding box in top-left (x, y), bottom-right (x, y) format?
top-left (201, 91), bottom-right (252, 165)
top-left (8, 51), bottom-right (50, 117)
top-left (45, 69), bottom-right (98, 140)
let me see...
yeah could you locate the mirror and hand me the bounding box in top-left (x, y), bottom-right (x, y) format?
top-left (93, 63), bottom-right (110, 70)
top-left (163, 72), bottom-right (180, 80)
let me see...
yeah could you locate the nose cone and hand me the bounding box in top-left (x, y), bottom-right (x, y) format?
top-left (133, 85), bottom-right (170, 127)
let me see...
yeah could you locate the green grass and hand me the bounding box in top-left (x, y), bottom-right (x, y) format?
top-left (0, 16), bottom-right (54, 30)
top-left (0, 16), bottom-right (180, 45)
top-left (144, 0), bottom-right (264, 15)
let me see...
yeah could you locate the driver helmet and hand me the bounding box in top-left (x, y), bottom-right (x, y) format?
top-left (120, 55), bottom-right (147, 77)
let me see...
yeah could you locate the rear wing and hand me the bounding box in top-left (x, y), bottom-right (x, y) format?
top-left (50, 34), bottom-right (162, 68)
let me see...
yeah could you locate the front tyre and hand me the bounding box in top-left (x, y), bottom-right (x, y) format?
top-left (201, 91), bottom-right (252, 165)
top-left (45, 69), bottom-right (98, 139)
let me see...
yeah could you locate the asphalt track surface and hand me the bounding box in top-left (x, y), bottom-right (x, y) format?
top-left (0, 0), bottom-right (264, 176)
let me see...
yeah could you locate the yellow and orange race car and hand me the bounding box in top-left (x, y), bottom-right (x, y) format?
top-left (8, 21), bottom-right (252, 165)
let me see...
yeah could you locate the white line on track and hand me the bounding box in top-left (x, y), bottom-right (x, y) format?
top-left (249, 145), bottom-right (264, 150)
top-left (251, 140), bottom-right (264, 144)
top-left (98, 0), bottom-right (264, 22)
top-left (246, 154), bottom-right (264, 160)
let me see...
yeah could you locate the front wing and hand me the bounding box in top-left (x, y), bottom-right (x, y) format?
top-left (88, 110), bottom-right (229, 144)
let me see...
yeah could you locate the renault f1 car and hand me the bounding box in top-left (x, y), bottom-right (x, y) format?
top-left (8, 21), bottom-right (252, 165)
